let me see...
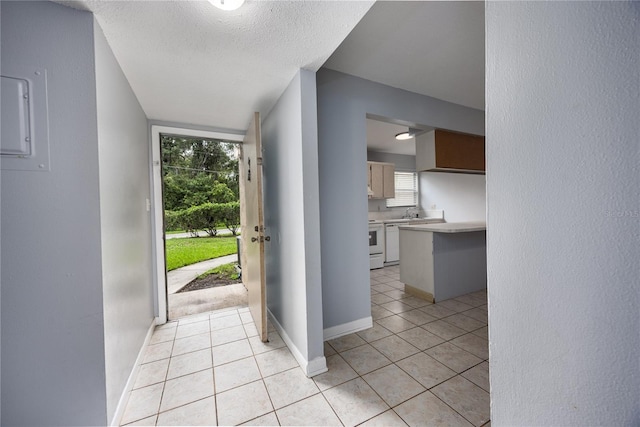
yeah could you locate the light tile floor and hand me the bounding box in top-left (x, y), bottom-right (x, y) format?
top-left (121, 266), bottom-right (490, 426)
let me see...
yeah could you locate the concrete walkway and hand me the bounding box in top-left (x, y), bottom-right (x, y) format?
top-left (167, 253), bottom-right (247, 320)
top-left (167, 254), bottom-right (238, 294)
top-left (166, 229), bottom-right (234, 239)
top-left (168, 284), bottom-right (247, 320)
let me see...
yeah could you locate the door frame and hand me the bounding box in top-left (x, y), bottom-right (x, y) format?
top-left (150, 125), bottom-right (244, 324)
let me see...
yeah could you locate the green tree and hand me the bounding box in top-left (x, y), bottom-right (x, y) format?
top-left (161, 135), bottom-right (239, 213)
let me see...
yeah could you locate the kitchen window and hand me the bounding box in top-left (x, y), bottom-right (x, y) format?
top-left (386, 171), bottom-right (418, 207)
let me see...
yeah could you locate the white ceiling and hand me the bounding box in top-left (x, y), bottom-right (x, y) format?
top-left (54, 0), bottom-right (484, 150)
top-left (324, 1), bottom-right (485, 111)
top-left (56, 0), bottom-right (374, 131)
top-left (366, 119), bottom-right (416, 156)
top-left (333, 1), bottom-right (484, 157)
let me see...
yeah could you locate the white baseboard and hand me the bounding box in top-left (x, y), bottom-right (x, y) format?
top-left (306, 356), bottom-right (329, 377)
top-left (267, 310), bottom-right (327, 378)
top-left (323, 316), bottom-right (373, 341)
top-left (110, 319), bottom-right (157, 427)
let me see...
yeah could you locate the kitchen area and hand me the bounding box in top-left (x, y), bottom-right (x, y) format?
top-left (366, 118), bottom-right (487, 303)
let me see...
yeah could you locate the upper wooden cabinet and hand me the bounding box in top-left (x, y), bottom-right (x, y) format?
top-left (382, 163), bottom-right (395, 198)
top-left (416, 129), bottom-right (485, 173)
top-left (368, 161), bottom-right (395, 199)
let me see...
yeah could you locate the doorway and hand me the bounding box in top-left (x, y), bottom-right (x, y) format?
top-left (151, 125), bottom-right (244, 324)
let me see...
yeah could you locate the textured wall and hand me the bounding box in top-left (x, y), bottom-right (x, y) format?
top-left (486, 2), bottom-right (640, 424)
top-left (94, 20), bottom-right (154, 424)
top-left (262, 70), bottom-right (324, 371)
top-left (317, 69), bottom-right (484, 330)
top-left (1, 2), bottom-right (107, 425)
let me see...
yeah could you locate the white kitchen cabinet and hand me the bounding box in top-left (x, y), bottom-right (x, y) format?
top-left (399, 222), bottom-right (487, 302)
top-left (385, 223), bottom-right (400, 263)
top-left (367, 161), bottom-right (395, 199)
top-left (384, 219), bottom-right (441, 265)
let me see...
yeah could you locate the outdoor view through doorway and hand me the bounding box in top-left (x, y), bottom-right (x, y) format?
top-left (161, 134), bottom-right (246, 320)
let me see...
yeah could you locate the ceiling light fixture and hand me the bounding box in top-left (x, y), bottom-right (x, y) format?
top-left (395, 127), bottom-right (421, 141)
top-left (208, 0), bottom-right (245, 11)
top-left (395, 132), bottom-right (413, 140)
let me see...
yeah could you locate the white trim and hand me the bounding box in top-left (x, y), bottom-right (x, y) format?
top-left (323, 316), bottom-right (373, 341)
top-left (110, 320), bottom-right (156, 426)
top-left (306, 356), bottom-right (329, 377)
top-left (150, 128), bottom-right (167, 324)
top-left (153, 125), bottom-right (243, 142)
top-left (150, 125), bottom-right (244, 324)
top-left (268, 310), bottom-right (328, 378)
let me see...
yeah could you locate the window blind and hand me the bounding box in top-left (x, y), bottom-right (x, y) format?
top-left (386, 171), bottom-right (417, 208)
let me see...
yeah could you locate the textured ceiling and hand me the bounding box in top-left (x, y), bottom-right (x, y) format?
top-left (56, 0), bottom-right (374, 131)
top-left (54, 0), bottom-right (484, 142)
top-left (324, 1), bottom-right (485, 111)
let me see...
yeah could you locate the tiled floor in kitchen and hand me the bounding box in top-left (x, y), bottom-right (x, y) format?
top-left (121, 265), bottom-right (490, 426)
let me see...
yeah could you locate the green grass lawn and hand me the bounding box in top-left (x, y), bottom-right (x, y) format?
top-left (165, 236), bottom-right (238, 271)
top-left (199, 262), bottom-right (240, 280)
top-left (165, 228), bottom-right (229, 235)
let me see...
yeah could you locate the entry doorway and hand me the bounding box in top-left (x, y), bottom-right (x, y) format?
top-left (151, 125), bottom-right (244, 324)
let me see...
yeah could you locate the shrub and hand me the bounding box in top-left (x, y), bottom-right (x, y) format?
top-left (196, 203), bottom-right (225, 237)
top-left (221, 202), bottom-right (240, 236)
top-left (170, 202), bottom-right (239, 237)
top-left (178, 206), bottom-right (207, 237)
top-left (164, 210), bottom-right (181, 232)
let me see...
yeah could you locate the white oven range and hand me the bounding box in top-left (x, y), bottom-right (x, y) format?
top-left (368, 222), bottom-right (385, 269)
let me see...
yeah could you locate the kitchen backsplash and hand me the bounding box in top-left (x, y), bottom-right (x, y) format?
top-left (368, 207), bottom-right (444, 221)
top-left (367, 198), bottom-right (407, 214)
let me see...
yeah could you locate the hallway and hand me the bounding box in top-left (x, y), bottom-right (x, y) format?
top-left (121, 266), bottom-right (489, 426)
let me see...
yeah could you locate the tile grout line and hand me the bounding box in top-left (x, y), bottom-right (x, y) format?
top-left (127, 267), bottom-right (488, 426)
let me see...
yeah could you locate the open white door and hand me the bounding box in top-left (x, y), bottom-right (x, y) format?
top-left (238, 112), bottom-right (268, 342)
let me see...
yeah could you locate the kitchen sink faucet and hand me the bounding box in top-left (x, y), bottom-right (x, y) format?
top-left (404, 207), bottom-right (419, 218)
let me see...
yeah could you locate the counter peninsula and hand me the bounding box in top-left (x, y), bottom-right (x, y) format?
top-left (398, 221), bottom-right (487, 302)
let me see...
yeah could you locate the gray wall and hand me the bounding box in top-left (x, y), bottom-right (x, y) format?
top-left (1, 2), bottom-right (107, 425)
top-left (486, 2), bottom-right (639, 425)
top-left (262, 70), bottom-right (324, 369)
top-left (316, 68), bottom-right (484, 329)
top-left (367, 151), bottom-right (416, 214)
top-left (367, 151), bottom-right (415, 171)
top-left (94, 21), bottom-right (154, 424)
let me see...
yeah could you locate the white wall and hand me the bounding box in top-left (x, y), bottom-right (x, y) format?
top-left (419, 172), bottom-right (486, 222)
top-left (316, 69), bottom-right (484, 331)
top-left (486, 2), bottom-right (640, 425)
top-left (1, 2), bottom-right (107, 425)
top-left (261, 70), bottom-right (325, 375)
top-left (94, 21), bottom-right (154, 424)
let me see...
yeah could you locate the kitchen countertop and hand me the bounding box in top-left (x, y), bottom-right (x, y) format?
top-left (398, 221), bottom-right (486, 233)
top-left (369, 218), bottom-right (444, 225)
top-left (384, 218), bottom-right (444, 225)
